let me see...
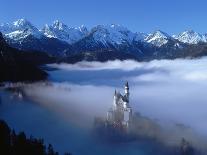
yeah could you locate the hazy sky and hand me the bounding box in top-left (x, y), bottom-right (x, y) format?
top-left (1, 0), bottom-right (207, 34)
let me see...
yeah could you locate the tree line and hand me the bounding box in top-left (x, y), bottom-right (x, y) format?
top-left (0, 120), bottom-right (71, 155)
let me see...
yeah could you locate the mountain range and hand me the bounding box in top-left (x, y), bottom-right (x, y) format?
top-left (1, 19), bottom-right (207, 62)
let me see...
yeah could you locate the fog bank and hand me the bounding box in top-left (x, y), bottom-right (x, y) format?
top-left (15, 57), bottom-right (207, 152)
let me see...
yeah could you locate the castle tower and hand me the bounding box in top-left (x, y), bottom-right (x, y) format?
top-left (123, 82), bottom-right (132, 127)
top-left (124, 82), bottom-right (129, 102)
top-left (113, 90), bottom-right (117, 110)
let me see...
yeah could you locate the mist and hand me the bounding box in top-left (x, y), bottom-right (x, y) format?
top-left (47, 58), bottom-right (207, 136)
top-left (2, 58), bottom-right (207, 154)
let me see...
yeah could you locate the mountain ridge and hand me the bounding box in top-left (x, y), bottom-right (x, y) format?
top-left (1, 19), bottom-right (207, 62)
top-left (3, 19), bottom-right (207, 46)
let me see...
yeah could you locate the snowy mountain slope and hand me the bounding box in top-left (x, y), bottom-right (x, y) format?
top-left (0, 23), bottom-right (14, 34)
top-left (145, 30), bottom-right (174, 47)
top-left (173, 30), bottom-right (207, 44)
top-left (0, 19), bottom-right (42, 41)
top-left (0, 19), bottom-right (72, 55)
top-left (90, 24), bottom-right (145, 46)
top-left (42, 20), bottom-right (88, 44)
top-left (69, 24), bottom-right (147, 53)
top-left (1, 19), bottom-right (207, 61)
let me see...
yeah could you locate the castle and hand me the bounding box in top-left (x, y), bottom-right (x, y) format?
top-left (106, 82), bottom-right (132, 128)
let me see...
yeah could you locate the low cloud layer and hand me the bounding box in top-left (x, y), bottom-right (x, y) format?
top-left (23, 83), bottom-right (113, 127)
top-left (50, 57), bottom-right (207, 82)
top-left (11, 57), bottom-right (207, 152)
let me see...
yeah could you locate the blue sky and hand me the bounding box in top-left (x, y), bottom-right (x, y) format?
top-left (0, 0), bottom-right (207, 34)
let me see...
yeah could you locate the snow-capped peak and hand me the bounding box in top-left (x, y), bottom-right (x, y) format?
top-left (13, 18), bottom-right (30, 27)
top-left (173, 30), bottom-right (207, 44)
top-left (42, 20), bottom-right (88, 44)
top-left (90, 24), bottom-right (140, 46)
top-left (0, 19), bottom-right (42, 40)
top-left (78, 25), bottom-right (88, 34)
top-left (52, 20), bottom-right (68, 30)
top-left (11, 19), bottom-right (39, 33)
top-left (145, 30), bottom-right (172, 47)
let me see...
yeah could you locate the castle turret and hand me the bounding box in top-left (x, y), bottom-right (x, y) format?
top-left (124, 82), bottom-right (129, 102)
top-left (113, 90), bottom-right (117, 110)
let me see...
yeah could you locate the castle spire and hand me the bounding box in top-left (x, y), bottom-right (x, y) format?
top-left (124, 81), bottom-right (129, 102)
top-left (113, 89), bottom-right (118, 110)
top-left (125, 81), bottom-right (129, 88)
top-left (125, 81), bottom-right (129, 91)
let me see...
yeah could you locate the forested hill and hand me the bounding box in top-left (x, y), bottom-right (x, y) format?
top-left (0, 32), bottom-right (54, 82)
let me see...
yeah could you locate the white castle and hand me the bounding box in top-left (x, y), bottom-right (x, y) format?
top-left (107, 82), bottom-right (132, 128)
